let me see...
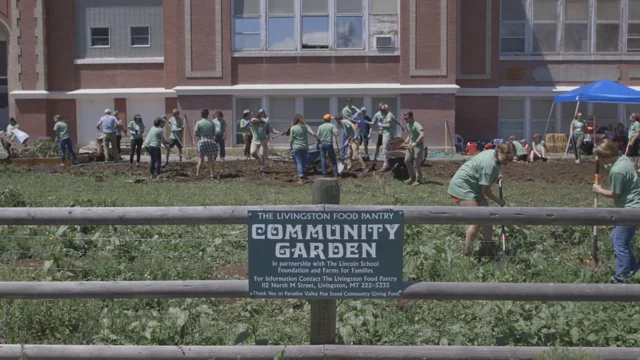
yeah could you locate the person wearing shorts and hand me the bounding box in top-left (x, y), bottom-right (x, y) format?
top-left (250, 116), bottom-right (281, 175)
top-left (593, 139), bottom-right (640, 282)
top-left (625, 113), bottom-right (640, 169)
top-left (166, 109), bottom-right (184, 166)
top-left (448, 142), bottom-right (513, 259)
top-left (194, 109), bottom-right (218, 178)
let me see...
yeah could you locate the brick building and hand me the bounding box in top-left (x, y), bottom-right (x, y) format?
top-left (4, 0), bottom-right (640, 149)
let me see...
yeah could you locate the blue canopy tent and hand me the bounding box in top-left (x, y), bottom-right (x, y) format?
top-left (543, 79), bottom-right (640, 157)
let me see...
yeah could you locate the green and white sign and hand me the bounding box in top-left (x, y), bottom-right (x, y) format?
top-left (248, 211), bottom-right (404, 299)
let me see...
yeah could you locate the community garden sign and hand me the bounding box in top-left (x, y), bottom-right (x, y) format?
top-left (248, 210), bottom-right (404, 299)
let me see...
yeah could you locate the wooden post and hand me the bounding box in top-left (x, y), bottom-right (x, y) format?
top-left (310, 178), bottom-right (339, 345)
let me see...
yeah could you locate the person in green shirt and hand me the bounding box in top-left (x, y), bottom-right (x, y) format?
top-left (340, 98), bottom-right (361, 158)
top-left (128, 114), bottom-right (145, 168)
top-left (213, 111), bottom-right (227, 161)
top-left (114, 110), bottom-right (124, 161)
top-left (403, 112), bottom-right (425, 186)
top-left (447, 142), bottom-right (513, 258)
top-left (530, 133), bottom-right (548, 162)
top-left (250, 116), bottom-right (281, 175)
top-left (625, 113), bottom-right (640, 169)
top-left (509, 136), bottom-right (529, 162)
top-left (317, 114), bottom-right (341, 177)
top-left (338, 114), bottom-right (367, 175)
top-left (593, 139), bottom-right (640, 282)
top-left (570, 112), bottom-right (587, 163)
top-left (143, 117), bottom-right (169, 178)
top-left (193, 109), bottom-right (218, 179)
top-left (378, 104), bottom-right (399, 172)
top-left (239, 109), bottom-right (253, 160)
top-left (53, 114), bottom-right (77, 167)
top-left (289, 114), bottom-right (317, 183)
top-left (165, 109), bottom-right (185, 166)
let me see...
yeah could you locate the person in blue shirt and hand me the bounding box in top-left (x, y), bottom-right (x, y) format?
top-left (96, 109), bottom-right (119, 162)
top-left (355, 107), bottom-right (373, 158)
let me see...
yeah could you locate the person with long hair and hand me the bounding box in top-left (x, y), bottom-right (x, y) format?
top-left (194, 109), bottom-right (218, 178)
top-left (53, 115), bottom-right (77, 166)
top-left (114, 110), bottom-right (124, 161)
top-left (317, 114), bottom-right (341, 177)
top-left (128, 114), bottom-right (145, 168)
top-left (448, 142), bottom-right (513, 258)
top-left (143, 117), bottom-right (168, 178)
top-left (570, 112), bottom-right (587, 164)
top-left (289, 114), bottom-right (317, 184)
top-left (593, 139), bottom-right (640, 282)
top-left (625, 113), bottom-right (640, 169)
top-left (166, 109), bottom-right (184, 166)
top-left (530, 133), bottom-right (548, 162)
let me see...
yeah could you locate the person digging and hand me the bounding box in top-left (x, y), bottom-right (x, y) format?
top-left (448, 142), bottom-right (513, 260)
top-left (403, 111), bottom-right (424, 186)
top-left (194, 109), bottom-right (218, 179)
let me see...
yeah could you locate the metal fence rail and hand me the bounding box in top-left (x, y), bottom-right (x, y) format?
top-left (2, 179), bottom-right (639, 358)
top-left (0, 345), bottom-right (639, 360)
top-left (2, 205), bottom-right (640, 226)
top-left (2, 280), bottom-right (640, 302)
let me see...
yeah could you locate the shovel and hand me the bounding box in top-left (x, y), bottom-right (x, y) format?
top-left (496, 179), bottom-right (507, 269)
top-left (336, 141), bottom-right (350, 174)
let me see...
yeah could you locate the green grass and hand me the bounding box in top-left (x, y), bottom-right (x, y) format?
top-left (0, 164), bottom-right (639, 355)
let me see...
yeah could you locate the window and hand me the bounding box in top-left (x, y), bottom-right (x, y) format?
top-left (234, 0), bottom-right (262, 50)
top-left (531, 99), bottom-right (554, 135)
top-left (234, 97), bottom-right (262, 145)
top-left (268, 0), bottom-right (295, 50)
top-left (269, 97), bottom-right (296, 145)
top-left (499, 99), bottom-right (525, 140)
top-left (628, 0), bottom-right (640, 51)
top-left (303, 97), bottom-right (330, 142)
top-left (233, 0), bottom-right (393, 52)
top-left (500, 0), bottom-right (640, 55)
top-left (302, 0), bottom-right (329, 49)
top-left (130, 27), bottom-right (150, 47)
top-left (90, 27), bottom-right (110, 48)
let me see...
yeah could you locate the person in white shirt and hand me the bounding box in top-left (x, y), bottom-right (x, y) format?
top-left (96, 109), bottom-right (119, 162)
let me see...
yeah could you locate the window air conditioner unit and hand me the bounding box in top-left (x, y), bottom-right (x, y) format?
top-left (375, 35), bottom-right (394, 49)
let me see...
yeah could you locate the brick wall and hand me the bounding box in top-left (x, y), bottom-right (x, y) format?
top-left (45, 0), bottom-right (75, 91)
top-left (455, 96), bottom-right (499, 141)
top-left (74, 64), bottom-right (165, 89)
top-left (401, 94), bottom-right (455, 149)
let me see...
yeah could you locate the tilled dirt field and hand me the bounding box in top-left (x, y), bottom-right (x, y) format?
top-left (19, 157), bottom-right (606, 186)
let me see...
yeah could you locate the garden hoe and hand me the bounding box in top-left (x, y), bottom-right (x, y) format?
top-left (496, 179), bottom-right (507, 270)
top-left (589, 159), bottom-right (600, 268)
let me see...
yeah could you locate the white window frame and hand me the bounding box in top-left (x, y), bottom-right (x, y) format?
top-left (130, 26), bottom-right (151, 48)
top-left (233, 0), bottom-right (263, 51)
top-left (500, 0), bottom-right (640, 60)
top-left (232, 0), bottom-right (399, 56)
top-left (89, 27), bottom-right (110, 49)
top-left (626, 0), bottom-right (640, 51)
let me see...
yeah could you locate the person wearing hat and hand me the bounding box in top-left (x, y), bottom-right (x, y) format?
top-left (240, 109), bottom-right (253, 160)
top-left (96, 109), bottom-right (118, 162)
top-left (403, 112), bottom-right (424, 186)
top-left (250, 113), bottom-right (281, 175)
top-left (317, 114), bottom-right (341, 177)
top-left (165, 109), bottom-right (184, 166)
top-left (337, 114), bottom-right (367, 175)
top-left (128, 114), bottom-right (146, 168)
top-left (341, 98), bottom-right (360, 158)
top-left (213, 111), bottom-right (227, 161)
